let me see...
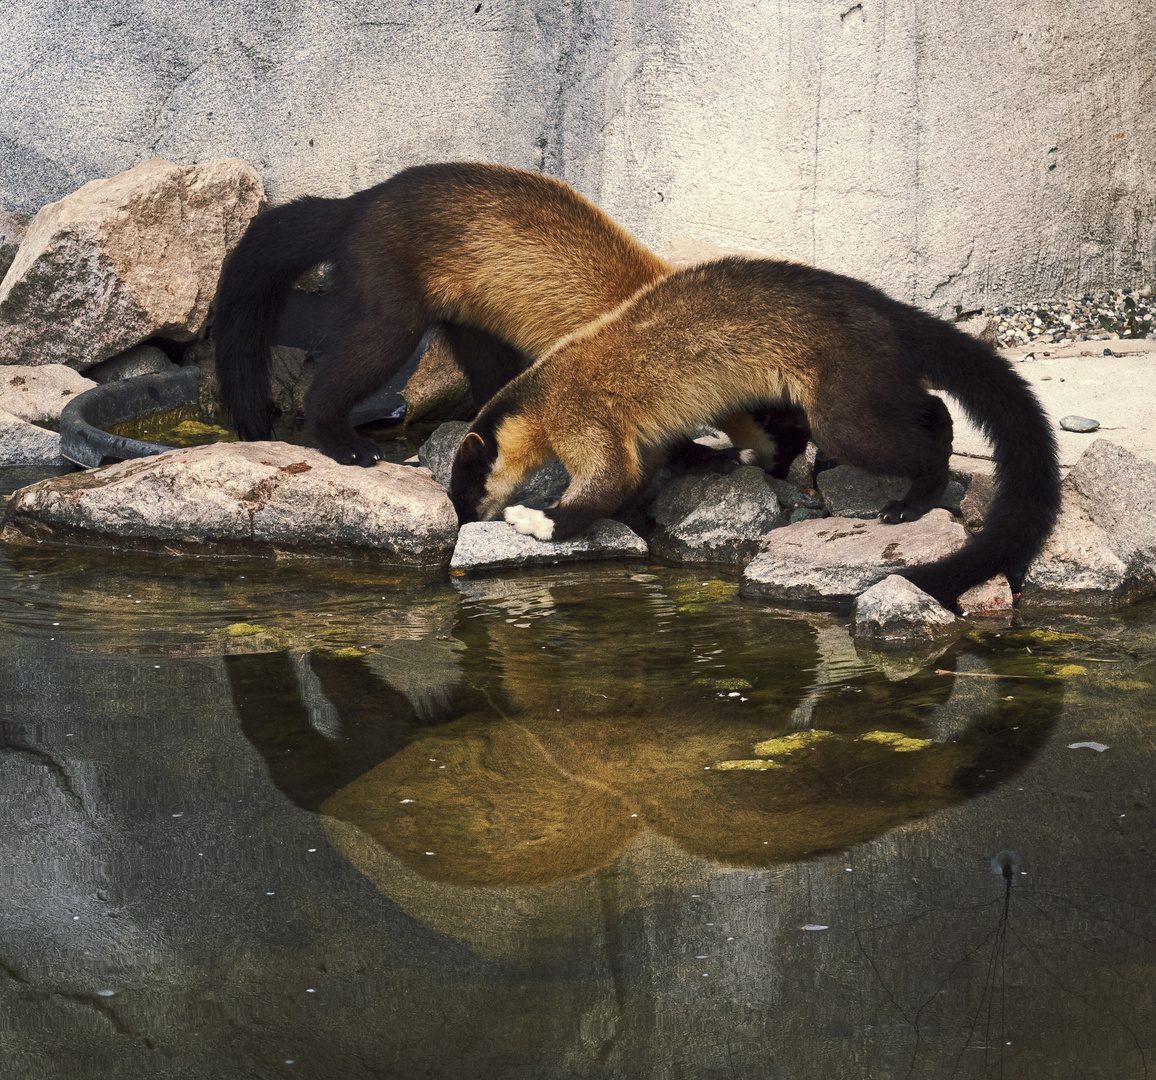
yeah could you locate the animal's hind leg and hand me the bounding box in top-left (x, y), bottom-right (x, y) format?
top-left (438, 323), bottom-right (530, 407)
top-left (307, 311), bottom-right (424, 467)
top-left (878, 395), bottom-right (953, 523)
top-left (809, 391), bottom-right (953, 524)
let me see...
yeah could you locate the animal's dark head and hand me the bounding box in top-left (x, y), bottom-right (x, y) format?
top-left (449, 428), bottom-right (499, 525)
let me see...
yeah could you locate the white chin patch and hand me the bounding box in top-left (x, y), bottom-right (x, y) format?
top-left (504, 505), bottom-right (555, 540)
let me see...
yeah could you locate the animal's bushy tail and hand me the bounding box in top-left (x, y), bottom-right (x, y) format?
top-left (899, 318), bottom-right (1061, 608)
top-left (214, 195), bottom-right (358, 439)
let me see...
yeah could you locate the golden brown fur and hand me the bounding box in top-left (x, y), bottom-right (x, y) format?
top-left (215, 163), bottom-right (683, 465)
top-left (450, 257), bottom-right (1061, 610)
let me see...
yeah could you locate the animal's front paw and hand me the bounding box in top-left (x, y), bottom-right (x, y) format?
top-left (504, 505), bottom-right (555, 540)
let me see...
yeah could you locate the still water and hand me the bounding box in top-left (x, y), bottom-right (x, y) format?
top-left (2, 464), bottom-right (1154, 1080)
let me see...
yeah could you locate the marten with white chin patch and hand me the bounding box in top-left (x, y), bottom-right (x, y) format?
top-left (449, 257), bottom-right (1061, 611)
top-left (213, 162), bottom-right (790, 469)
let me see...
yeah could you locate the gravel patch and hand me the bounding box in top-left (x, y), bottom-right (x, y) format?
top-left (981, 286), bottom-right (1155, 347)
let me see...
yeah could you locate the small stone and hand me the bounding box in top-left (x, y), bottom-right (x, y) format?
top-left (649, 465), bottom-right (787, 566)
top-left (1059, 415), bottom-right (1100, 433)
top-left (956, 575), bottom-right (1014, 619)
top-left (417, 422), bottom-right (470, 488)
top-left (852, 574), bottom-right (959, 652)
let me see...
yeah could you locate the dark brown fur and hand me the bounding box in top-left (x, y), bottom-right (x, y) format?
top-left (450, 258), bottom-right (1061, 610)
top-left (214, 163), bottom-right (679, 465)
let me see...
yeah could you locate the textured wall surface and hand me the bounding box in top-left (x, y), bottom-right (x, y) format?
top-left (1, 0), bottom-right (1153, 312)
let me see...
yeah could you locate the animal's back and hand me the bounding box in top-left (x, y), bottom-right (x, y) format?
top-left (350, 164), bottom-right (671, 356)
top-left (530, 258), bottom-right (904, 446)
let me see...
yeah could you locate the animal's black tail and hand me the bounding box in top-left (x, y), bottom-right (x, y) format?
top-left (214, 195), bottom-right (359, 440)
top-left (898, 318), bottom-right (1061, 608)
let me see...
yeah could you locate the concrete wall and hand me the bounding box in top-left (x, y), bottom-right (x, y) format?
top-left (1, 0), bottom-right (1153, 313)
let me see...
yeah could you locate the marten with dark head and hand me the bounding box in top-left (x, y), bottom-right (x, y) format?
top-left (449, 257), bottom-right (1061, 610)
top-left (214, 162), bottom-right (789, 469)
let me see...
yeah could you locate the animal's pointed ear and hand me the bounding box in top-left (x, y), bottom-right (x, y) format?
top-left (458, 431), bottom-right (487, 462)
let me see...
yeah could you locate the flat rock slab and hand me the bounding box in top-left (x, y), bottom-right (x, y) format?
top-left (0, 158), bottom-right (262, 368)
top-left (741, 508), bottom-right (967, 608)
top-left (0, 408), bottom-right (66, 465)
top-left (450, 519), bottom-right (647, 572)
top-left (1022, 438), bottom-right (1156, 608)
top-left (1, 441), bottom-right (457, 566)
top-left (0, 364), bottom-right (95, 427)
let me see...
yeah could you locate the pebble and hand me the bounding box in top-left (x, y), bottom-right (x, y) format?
top-left (1059, 415), bottom-right (1101, 433)
top-left (981, 286), bottom-right (1155, 347)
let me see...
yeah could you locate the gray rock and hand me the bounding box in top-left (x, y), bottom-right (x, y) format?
top-left (741, 509), bottom-right (967, 608)
top-left (0, 159), bottom-right (263, 368)
top-left (817, 465), bottom-right (912, 518)
top-left (1, 441), bottom-right (457, 566)
top-left (0, 408), bottom-right (67, 465)
top-left (450, 519), bottom-right (647, 572)
top-left (936, 479), bottom-right (968, 515)
top-left (959, 472), bottom-right (997, 528)
top-left (401, 328), bottom-right (474, 424)
top-left (0, 210), bottom-right (30, 280)
top-left (0, 364), bottom-right (96, 429)
top-left (1059, 415), bottom-right (1100, 433)
top-left (512, 460), bottom-right (571, 510)
top-left (1022, 439), bottom-right (1156, 608)
top-left (785, 443), bottom-right (819, 491)
top-left (852, 574), bottom-right (959, 652)
top-left (83, 344), bottom-right (176, 384)
top-left (767, 476), bottom-right (824, 511)
top-left (788, 507), bottom-right (826, 524)
top-left (649, 465), bottom-right (786, 566)
top-left (817, 463), bottom-right (965, 518)
top-left (418, 422), bottom-right (471, 488)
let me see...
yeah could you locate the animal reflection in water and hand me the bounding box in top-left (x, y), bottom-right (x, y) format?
top-left (226, 639), bottom-right (1062, 889)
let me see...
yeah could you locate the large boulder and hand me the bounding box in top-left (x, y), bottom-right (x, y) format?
top-left (1, 442), bottom-right (457, 566)
top-left (741, 509), bottom-right (968, 608)
top-left (1021, 439), bottom-right (1156, 608)
top-left (0, 159), bottom-right (263, 369)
